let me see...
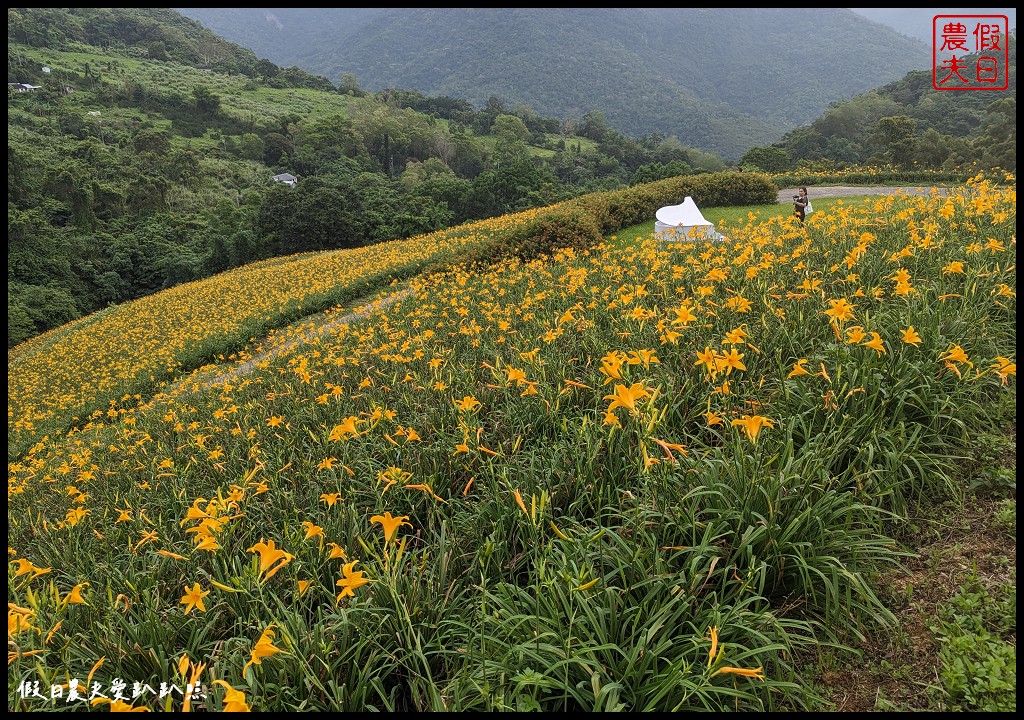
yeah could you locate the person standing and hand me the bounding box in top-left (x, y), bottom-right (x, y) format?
top-left (793, 187), bottom-right (809, 223)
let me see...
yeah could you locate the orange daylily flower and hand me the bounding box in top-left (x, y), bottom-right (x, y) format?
top-left (335, 561), bottom-right (371, 603)
top-left (370, 512), bottom-right (412, 543)
top-left (179, 582), bottom-right (210, 615)
top-left (246, 539), bottom-right (294, 582)
top-left (243, 625), bottom-right (285, 675)
top-left (604, 383), bottom-right (650, 414)
top-left (901, 326), bottom-right (922, 347)
top-left (787, 359), bottom-right (810, 378)
top-left (212, 680), bottom-right (251, 712)
top-left (730, 415), bottom-right (776, 443)
top-left (863, 332), bottom-right (886, 356)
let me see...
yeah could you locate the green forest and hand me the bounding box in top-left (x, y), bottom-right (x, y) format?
top-left (741, 35), bottom-right (1017, 173)
top-left (7, 8), bottom-right (1015, 348)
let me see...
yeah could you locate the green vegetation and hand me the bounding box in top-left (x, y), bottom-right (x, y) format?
top-left (7, 175), bottom-right (1016, 712)
top-left (741, 34), bottom-right (1017, 174)
top-left (932, 576), bottom-right (1016, 711)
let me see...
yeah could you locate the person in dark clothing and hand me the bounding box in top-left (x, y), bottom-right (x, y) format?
top-left (793, 187), bottom-right (808, 223)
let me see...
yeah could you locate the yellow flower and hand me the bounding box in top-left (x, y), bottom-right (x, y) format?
top-left (108, 699), bottom-right (151, 711)
top-left (326, 543), bottom-right (347, 560)
top-left (61, 582), bottom-right (90, 607)
top-left (901, 326), bottom-right (922, 347)
top-left (335, 561), bottom-right (371, 603)
top-left (723, 326), bottom-right (747, 345)
top-left (320, 492), bottom-right (341, 507)
top-left (603, 382), bottom-right (651, 415)
top-left (297, 580), bottom-right (311, 597)
top-left (705, 410), bottom-right (725, 427)
top-left (787, 359), bottom-right (810, 378)
top-left (671, 304), bottom-right (697, 326)
top-left (179, 582), bottom-right (210, 615)
top-left (243, 625), bottom-right (285, 675)
top-left (863, 332), bottom-right (887, 356)
top-left (991, 357), bottom-right (1016, 385)
top-left (212, 680), bottom-right (251, 712)
top-left (328, 416), bottom-right (362, 441)
top-left (694, 346), bottom-right (718, 375)
top-left (370, 512), bottom-right (412, 543)
top-left (845, 325), bottom-right (866, 344)
top-left (301, 521), bottom-right (324, 541)
top-left (246, 539), bottom-right (294, 582)
top-left (506, 367), bottom-right (528, 386)
top-left (455, 395), bottom-right (482, 412)
top-left (317, 457), bottom-right (338, 471)
top-left (942, 261), bottom-right (965, 274)
top-left (823, 297), bottom-right (855, 324)
top-left (730, 415), bottom-right (775, 443)
top-left (715, 348), bottom-right (746, 375)
top-left (513, 489), bottom-right (529, 516)
top-left (712, 666), bottom-right (765, 680)
top-left (156, 550), bottom-right (188, 561)
top-left (707, 626), bottom-right (720, 667)
top-left (12, 558), bottom-right (35, 577)
top-left (194, 536), bottom-right (221, 552)
top-left (940, 344), bottom-right (973, 368)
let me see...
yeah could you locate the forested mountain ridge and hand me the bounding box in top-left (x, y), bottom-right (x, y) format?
top-left (175, 8), bottom-right (932, 160)
top-left (741, 32), bottom-right (1017, 172)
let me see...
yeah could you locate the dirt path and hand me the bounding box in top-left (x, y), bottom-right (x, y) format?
top-left (177, 286), bottom-right (415, 394)
top-left (776, 185), bottom-right (950, 203)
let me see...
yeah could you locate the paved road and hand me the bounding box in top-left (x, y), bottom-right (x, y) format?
top-left (776, 185), bottom-right (950, 203)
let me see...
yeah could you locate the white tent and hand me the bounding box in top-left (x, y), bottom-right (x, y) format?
top-left (654, 196), bottom-right (723, 241)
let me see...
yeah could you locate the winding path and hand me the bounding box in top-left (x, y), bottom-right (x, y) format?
top-left (177, 287), bottom-right (415, 394)
top-left (776, 185), bottom-right (950, 203)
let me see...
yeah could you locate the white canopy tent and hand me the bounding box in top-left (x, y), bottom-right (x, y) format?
top-left (654, 196), bottom-right (724, 241)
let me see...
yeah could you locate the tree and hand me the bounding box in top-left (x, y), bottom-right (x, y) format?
top-left (491, 114), bottom-right (530, 143)
top-left (739, 146), bottom-right (791, 173)
top-left (133, 129), bottom-right (171, 155)
top-left (191, 86), bottom-right (221, 115)
top-left (869, 115), bottom-right (917, 168)
top-left (913, 128), bottom-right (952, 168)
top-left (975, 97), bottom-right (1016, 171)
top-left (263, 132), bottom-right (294, 166)
top-left (632, 160), bottom-right (693, 185)
top-left (338, 73), bottom-right (365, 96)
top-left (255, 58), bottom-right (279, 79)
top-left (580, 111), bottom-right (609, 142)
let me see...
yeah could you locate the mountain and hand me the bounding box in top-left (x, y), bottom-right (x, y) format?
top-left (175, 8), bottom-right (931, 161)
top-left (849, 8), bottom-right (1017, 43)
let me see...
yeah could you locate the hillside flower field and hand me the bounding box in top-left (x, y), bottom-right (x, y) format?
top-left (7, 175), bottom-right (1015, 711)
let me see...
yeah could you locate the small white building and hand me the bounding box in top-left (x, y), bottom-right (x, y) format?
top-left (272, 172), bottom-right (298, 187)
top-left (654, 196), bottom-right (724, 242)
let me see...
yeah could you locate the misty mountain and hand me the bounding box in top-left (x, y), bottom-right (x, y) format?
top-left (176, 8), bottom-right (931, 160)
top-left (849, 8), bottom-right (1017, 43)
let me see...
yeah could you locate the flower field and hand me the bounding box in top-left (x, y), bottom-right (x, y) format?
top-left (8, 175), bottom-right (1015, 711)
